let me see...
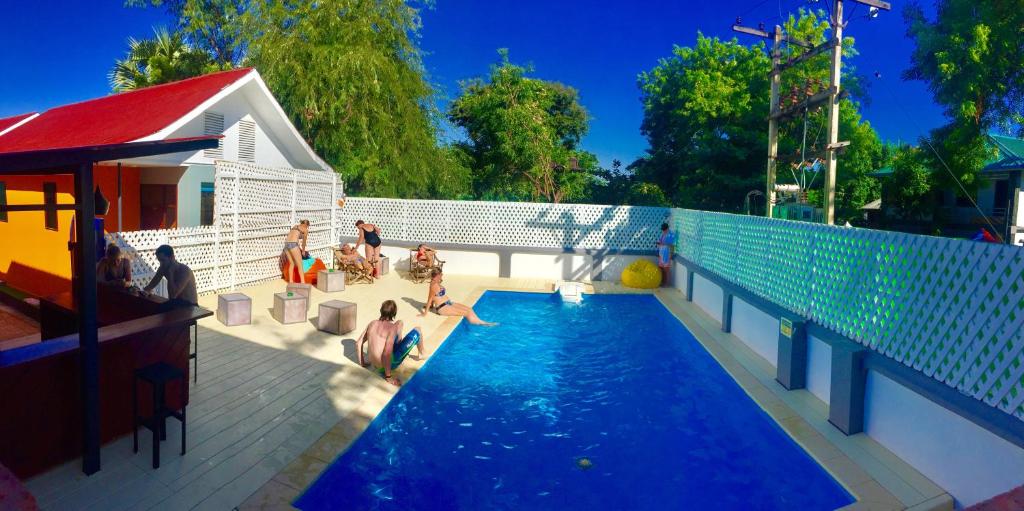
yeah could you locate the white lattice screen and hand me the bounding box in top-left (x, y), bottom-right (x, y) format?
top-left (109, 161), bottom-right (343, 295)
top-left (336, 198), bottom-right (670, 250)
top-left (672, 208), bottom-right (1024, 421)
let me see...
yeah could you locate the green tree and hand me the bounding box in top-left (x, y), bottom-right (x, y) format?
top-left (109, 27), bottom-right (224, 92)
top-left (449, 51), bottom-right (596, 203)
top-left (904, 0), bottom-right (1024, 134)
top-left (883, 145), bottom-right (934, 221)
top-left (902, 0), bottom-right (1022, 204)
top-left (131, 0), bottom-right (463, 199)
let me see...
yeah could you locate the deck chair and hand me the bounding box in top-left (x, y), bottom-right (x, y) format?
top-left (408, 248), bottom-right (445, 283)
top-left (333, 247), bottom-right (374, 284)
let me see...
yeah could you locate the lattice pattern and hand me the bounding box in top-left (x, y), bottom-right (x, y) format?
top-left (671, 208), bottom-right (1024, 421)
top-left (336, 198), bottom-right (669, 250)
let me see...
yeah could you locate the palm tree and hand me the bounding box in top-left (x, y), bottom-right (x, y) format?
top-left (109, 27), bottom-right (226, 92)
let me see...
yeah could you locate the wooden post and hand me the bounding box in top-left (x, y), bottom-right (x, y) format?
top-left (75, 162), bottom-right (100, 475)
top-left (823, 1), bottom-right (844, 225)
top-left (766, 26), bottom-right (782, 218)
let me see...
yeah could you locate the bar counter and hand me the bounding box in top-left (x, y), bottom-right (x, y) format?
top-left (0, 286), bottom-right (211, 478)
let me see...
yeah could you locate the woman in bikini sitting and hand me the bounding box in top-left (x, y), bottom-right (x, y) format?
top-left (354, 220), bottom-right (383, 276)
top-left (418, 269), bottom-right (496, 326)
top-left (415, 244), bottom-right (436, 268)
top-left (283, 220), bottom-right (310, 284)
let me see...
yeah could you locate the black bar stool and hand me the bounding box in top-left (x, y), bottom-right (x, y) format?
top-left (133, 362), bottom-right (187, 469)
top-left (189, 321), bottom-right (198, 383)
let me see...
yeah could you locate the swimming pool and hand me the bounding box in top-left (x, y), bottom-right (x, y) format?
top-left (295, 292), bottom-right (854, 510)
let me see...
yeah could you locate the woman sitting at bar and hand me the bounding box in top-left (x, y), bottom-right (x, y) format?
top-left (96, 244), bottom-right (132, 288)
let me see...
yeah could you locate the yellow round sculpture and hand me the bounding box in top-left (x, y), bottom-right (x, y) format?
top-left (621, 259), bottom-right (661, 289)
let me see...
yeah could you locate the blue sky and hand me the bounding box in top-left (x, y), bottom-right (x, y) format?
top-left (0, 0), bottom-right (946, 167)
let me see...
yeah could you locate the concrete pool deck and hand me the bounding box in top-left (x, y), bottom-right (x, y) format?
top-left (25, 270), bottom-right (951, 510)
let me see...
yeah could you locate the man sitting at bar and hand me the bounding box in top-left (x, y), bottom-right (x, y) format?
top-left (143, 245), bottom-right (198, 310)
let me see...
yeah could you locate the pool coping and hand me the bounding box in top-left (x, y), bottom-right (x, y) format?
top-left (653, 290), bottom-right (954, 511)
top-left (239, 284), bottom-right (953, 511)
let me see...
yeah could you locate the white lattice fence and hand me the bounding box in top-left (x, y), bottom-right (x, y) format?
top-left (672, 208), bottom-right (1024, 421)
top-left (336, 198), bottom-right (670, 250)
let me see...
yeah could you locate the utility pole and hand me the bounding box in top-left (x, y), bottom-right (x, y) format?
top-left (822, 0), bottom-right (844, 225)
top-left (766, 26), bottom-right (782, 218)
top-left (734, 0), bottom-right (889, 224)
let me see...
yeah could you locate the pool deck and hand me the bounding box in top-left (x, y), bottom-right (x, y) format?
top-left (24, 270), bottom-right (952, 510)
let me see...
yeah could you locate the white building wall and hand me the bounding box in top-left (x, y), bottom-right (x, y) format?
top-left (864, 370), bottom-right (1024, 507)
top-left (730, 297), bottom-right (779, 367)
top-left (691, 274), bottom-right (722, 323)
top-left (806, 335), bottom-right (832, 404)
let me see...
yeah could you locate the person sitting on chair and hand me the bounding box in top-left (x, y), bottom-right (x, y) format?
top-left (415, 244), bottom-right (437, 268)
top-left (96, 243), bottom-right (132, 288)
top-left (338, 243), bottom-right (375, 276)
top-left (357, 300), bottom-right (424, 386)
top-left (143, 244), bottom-right (198, 310)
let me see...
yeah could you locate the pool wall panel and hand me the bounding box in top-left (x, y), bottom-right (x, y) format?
top-left (691, 273), bottom-right (723, 323)
top-left (596, 255), bottom-right (654, 281)
top-left (730, 297), bottom-right (779, 367)
top-left (864, 370), bottom-right (1024, 507)
top-left (806, 335), bottom-right (832, 404)
top-left (509, 253), bottom-right (591, 281)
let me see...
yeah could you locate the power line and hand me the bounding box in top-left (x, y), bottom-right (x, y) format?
top-left (872, 72), bottom-right (1005, 241)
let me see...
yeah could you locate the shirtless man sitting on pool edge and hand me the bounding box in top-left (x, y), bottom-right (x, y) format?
top-left (357, 300), bottom-right (424, 386)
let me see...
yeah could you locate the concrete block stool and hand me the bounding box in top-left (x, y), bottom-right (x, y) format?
top-left (286, 283), bottom-right (313, 310)
top-left (273, 292), bottom-right (308, 324)
top-left (318, 300), bottom-right (357, 334)
top-left (378, 256), bottom-right (390, 276)
top-left (216, 293), bottom-right (251, 326)
top-left (316, 269), bottom-right (345, 293)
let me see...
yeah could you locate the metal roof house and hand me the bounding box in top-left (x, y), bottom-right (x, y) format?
top-left (869, 133), bottom-right (1024, 245)
top-left (0, 68), bottom-right (331, 297)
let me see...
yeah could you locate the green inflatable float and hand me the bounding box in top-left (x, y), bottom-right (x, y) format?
top-left (621, 259), bottom-right (661, 289)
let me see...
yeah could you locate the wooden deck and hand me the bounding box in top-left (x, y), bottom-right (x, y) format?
top-left (24, 273), bottom-right (556, 510)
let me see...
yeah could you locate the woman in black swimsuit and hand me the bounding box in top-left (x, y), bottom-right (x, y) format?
top-left (354, 219), bottom-right (383, 276)
top-left (417, 269), bottom-right (496, 326)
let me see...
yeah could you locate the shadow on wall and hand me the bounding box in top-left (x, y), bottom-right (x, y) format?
top-left (1, 261), bottom-right (72, 299)
top-left (525, 205), bottom-right (668, 281)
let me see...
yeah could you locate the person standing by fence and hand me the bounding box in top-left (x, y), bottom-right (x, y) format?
top-left (354, 220), bottom-right (383, 276)
top-left (657, 222), bottom-right (676, 287)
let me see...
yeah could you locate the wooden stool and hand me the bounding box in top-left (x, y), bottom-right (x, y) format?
top-left (216, 293), bottom-right (251, 326)
top-left (133, 362), bottom-right (186, 469)
top-left (317, 300), bottom-right (356, 334)
top-left (273, 292), bottom-right (308, 324)
top-left (316, 269), bottom-right (345, 293)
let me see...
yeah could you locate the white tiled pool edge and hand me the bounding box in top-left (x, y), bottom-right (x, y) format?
top-left (654, 289), bottom-right (953, 511)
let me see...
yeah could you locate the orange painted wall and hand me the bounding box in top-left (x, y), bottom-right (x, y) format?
top-left (0, 165), bottom-right (142, 297)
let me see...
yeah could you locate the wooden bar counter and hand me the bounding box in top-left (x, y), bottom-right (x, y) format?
top-left (0, 286), bottom-right (211, 478)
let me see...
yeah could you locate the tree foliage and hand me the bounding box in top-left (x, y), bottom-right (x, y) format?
top-left (109, 26), bottom-right (225, 92)
top-left (448, 51), bottom-right (596, 203)
top-left (904, 0), bottom-right (1024, 134)
top-left (131, 0), bottom-right (464, 199)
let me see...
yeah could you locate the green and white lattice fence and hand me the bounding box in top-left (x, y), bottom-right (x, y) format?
top-left (672, 208), bottom-right (1024, 421)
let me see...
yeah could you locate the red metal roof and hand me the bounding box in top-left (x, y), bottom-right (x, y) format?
top-left (0, 68), bottom-right (253, 154)
top-left (0, 113), bottom-right (36, 134)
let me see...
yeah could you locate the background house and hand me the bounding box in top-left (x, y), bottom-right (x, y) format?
top-left (869, 133), bottom-right (1024, 244)
top-left (0, 68), bottom-right (330, 297)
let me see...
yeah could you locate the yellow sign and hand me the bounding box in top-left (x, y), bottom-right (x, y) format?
top-left (780, 317), bottom-right (793, 338)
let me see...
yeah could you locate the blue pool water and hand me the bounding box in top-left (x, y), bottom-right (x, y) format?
top-left (295, 292), bottom-right (854, 510)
